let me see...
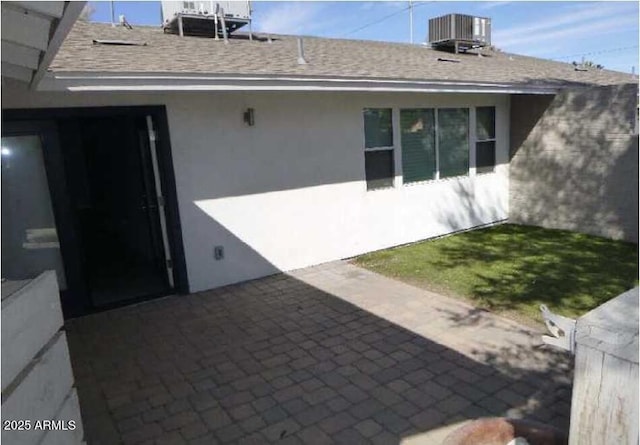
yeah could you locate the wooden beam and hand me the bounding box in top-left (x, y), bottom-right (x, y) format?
top-left (1, 4), bottom-right (52, 51)
top-left (1, 271), bottom-right (63, 393)
top-left (2, 332), bottom-right (75, 445)
top-left (10, 1), bottom-right (65, 19)
top-left (39, 389), bottom-right (85, 445)
top-left (1, 62), bottom-right (34, 83)
top-left (30, 1), bottom-right (86, 89)
top-left (1, 41), bottom-right (41, 70)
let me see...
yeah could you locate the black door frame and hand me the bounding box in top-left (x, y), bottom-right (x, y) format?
top-left (2, 119), bottom-right (88, 316)
top-left (2, 106), bottom-right (189, 317)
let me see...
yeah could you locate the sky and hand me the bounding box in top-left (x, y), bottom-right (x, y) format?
top-left (87, 1), bottom-right (639, 73)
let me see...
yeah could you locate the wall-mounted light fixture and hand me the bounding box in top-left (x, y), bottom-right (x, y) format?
top-left (243, 108), bottom-right (255, 126)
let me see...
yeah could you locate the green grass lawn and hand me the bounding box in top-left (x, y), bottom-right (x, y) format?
top-left (353, 224), bottom-right (638, 324)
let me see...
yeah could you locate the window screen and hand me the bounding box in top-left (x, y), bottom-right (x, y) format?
top-left (401, 109), bottom-right (436, 184)
top-left (365, 150), bottom-right (394, 190)
top-left (476, 141), bottom-right (496, 174)
top-left (438, 108), bottom-right (469, 178)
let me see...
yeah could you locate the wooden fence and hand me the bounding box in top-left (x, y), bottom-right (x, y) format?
top-left (569, 287), bottom-right (639, 445)
top-left (1, 271), bottom-right (85, 445)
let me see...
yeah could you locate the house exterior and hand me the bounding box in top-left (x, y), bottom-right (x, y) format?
top-left (2, 18), bottom-right (637, 317)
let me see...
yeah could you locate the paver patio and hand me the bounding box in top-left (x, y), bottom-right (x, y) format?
top-left (66, 261), bottom-right (573, 445)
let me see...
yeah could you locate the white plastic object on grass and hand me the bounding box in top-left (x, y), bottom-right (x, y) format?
top-left (506, 438), bottom-right (530, 445)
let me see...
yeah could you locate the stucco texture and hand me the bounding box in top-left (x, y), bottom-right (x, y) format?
top-left (2, 82), bottom-right (511, 292)
top-left (510, 83), bottom-right (639, 243)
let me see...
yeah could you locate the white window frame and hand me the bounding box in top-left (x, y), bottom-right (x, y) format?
top-left (363, 108), bottom-right (396, 191)
top-left (435, 108), bottom-right (442, 180)
top-left (400, 107), bottom-right (473, 185)
top-left (474, 106), bottom-right (497, 175)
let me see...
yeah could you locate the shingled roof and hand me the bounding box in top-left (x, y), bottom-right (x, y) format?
top-left (49, 21), bottom-right (636, 89)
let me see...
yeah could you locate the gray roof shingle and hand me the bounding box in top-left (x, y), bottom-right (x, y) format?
top-left (50, 21), bottom-right (637, 87)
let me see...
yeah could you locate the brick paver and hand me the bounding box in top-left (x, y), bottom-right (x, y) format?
top-left (66, 261), bottom-right (572, 444)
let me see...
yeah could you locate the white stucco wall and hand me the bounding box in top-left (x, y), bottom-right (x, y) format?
top-left (3, 83), bottom-right (510, 292)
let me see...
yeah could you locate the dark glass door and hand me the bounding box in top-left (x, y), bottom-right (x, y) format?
top-left (66, 115), bottom-right (171, 307)
top-left (1, 133), bottom-right (67, 285)
top-left (3, 110), bottom-right (182, 317)
top-left (1, 121), bottom-right (86, 316)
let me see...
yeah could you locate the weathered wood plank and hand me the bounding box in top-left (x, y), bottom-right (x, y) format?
top-left (0, 61), bottom-right (33, 83)
top-left (570, 345), bottom-right (639, 445)
top-left (1, 40), bottom-right (41, 70)
top-left (1, 271), bottom-right (63, 392)
top-left (1, 332), bottom-right (74, 445)
top-left (0, 4), bottom-right (51, 51)
top-left (599, 353), bottom-right (638, 444)
top-left (10, 1), bottom-right (65, 18)
top-left (38, 388), bottom-right (85, 445)
top-left (576, 287), bottom-right (639, 363)
top-left (1, 279), bottom-right (30, 301)
top-left (569, 288), bottom-right (639, 445)
top-left (569, 345), bottom-right (604, 445)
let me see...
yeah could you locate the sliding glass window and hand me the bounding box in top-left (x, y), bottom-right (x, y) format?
top-left (400, 109), bottom-right (436, 184)
top-left (438, 108), bottom-right (469, 179)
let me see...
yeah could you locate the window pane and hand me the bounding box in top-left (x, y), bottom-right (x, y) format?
top-left (365, 150), bottom-right (394, 190)
top-left (1, 136), bottom-right (67, 289)
top-left (401, 109), bottom-right (436, 183)
top-left (476, 106), bottom-right (495, 140)
top-left (438, 108), bottom-right (469, 178)
top-left (476, 141), bottom-right (496, 174)
top-left (364, 108), bottom-right (393, 148)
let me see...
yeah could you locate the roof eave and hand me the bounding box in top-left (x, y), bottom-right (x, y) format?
top-left (38, 71), bottom-right (562, 95)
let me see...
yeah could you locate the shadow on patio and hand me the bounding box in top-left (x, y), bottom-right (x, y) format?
top-left (65, 262), bottom-right (572, 445)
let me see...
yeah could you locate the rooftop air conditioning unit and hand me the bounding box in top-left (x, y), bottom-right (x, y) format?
top-left (428, 13), bottom-right (491, 53)
top-left (161, 1), bottom-right (251, 22)
top-left (161, 1), bottom-right (251, 37)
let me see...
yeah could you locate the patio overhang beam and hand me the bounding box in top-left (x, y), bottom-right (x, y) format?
top-left (1, 1), bottom-right (85, 89)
